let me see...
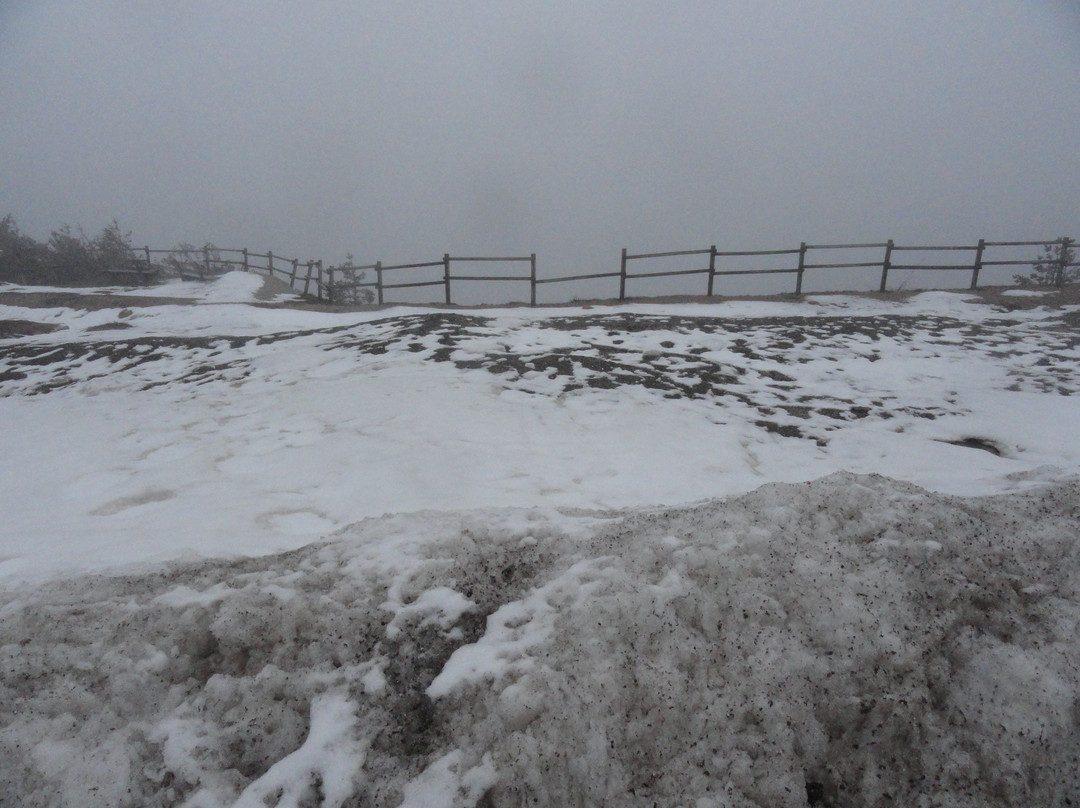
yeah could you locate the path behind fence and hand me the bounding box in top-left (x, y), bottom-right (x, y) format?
top-left (124, 238), bottom-right (1076, 305)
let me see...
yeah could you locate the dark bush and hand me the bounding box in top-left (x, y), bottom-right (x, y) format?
top-left (1014, 238), bottom-right (1078, 287)
top-left (0, 215), bottom-right (138, 285)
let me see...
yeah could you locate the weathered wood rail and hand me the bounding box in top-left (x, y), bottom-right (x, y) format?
top-left (618, 238), bottom-right (1077, 298)
top-left (134, 246), bottom-right (322, 295)
top-left (122, 238), bottom-right (1076, 305)
top-left (337, 254), bottom-right (537, 305)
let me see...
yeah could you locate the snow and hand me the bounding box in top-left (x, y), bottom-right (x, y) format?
top-left (1, 274), bottom-right (1078, 806)
top-left (0, 271), bottom-right (301, 305)
top-left (230, 691), bottom-right (368, 808)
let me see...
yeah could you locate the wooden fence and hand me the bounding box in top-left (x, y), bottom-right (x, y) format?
top-left (334, 254), bottom-right (537, 305)
top-left (329, 238), bottom-right (1075, 304)
top-left (617, 238), bottom-right (1078, 299)
top-left (126, 248), bottom-right (538, 305)
top-left (123, 238), bottom-right (1076, 305)
top-left (127, 246), bottom-right (323, 297)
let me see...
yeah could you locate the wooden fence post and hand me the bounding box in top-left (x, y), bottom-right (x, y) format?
top-left (202, 246), bottom-right (210, 280)
top-left (290, 259), bottom-right (299, 289)
top-left (326, 263), bottom-right (334, 304)
top-left (795, 242), bottom-right (807, 295)
top-left (970, 239), bottom-right (985, 290)
top-left (242, 248), bottom-right (249, 274)
top-left (619, 248), bottom-right (628, 300)
top-left (267, 250), bottom-right (274, 279)
top-left (1056, 237), bottom-right (1072, 287)
top-left (443, 254), bottom-right (452, 305)
top-left (376, 261), bottom-right (384, 305)
top-left (304, 262), bottom-right (313, 296)
top-left (530, 253), bottom-right (537, 306)
top-left (879, 240), bottom-right (894, 292)
top-left (706, 246), bottom-right (717, 296)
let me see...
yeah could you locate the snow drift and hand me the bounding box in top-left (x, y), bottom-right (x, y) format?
top-left (3, 472), bottom-right (1078, 807)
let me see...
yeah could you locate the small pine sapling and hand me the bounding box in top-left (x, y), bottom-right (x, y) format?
top-left (1014, 238), bottom-right (1077, 287)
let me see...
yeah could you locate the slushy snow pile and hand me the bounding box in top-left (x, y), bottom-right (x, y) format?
top-left (1, 274), bottom-right (1078, 807)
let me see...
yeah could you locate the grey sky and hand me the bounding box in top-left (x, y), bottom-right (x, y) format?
top-left (2, 1), bottom-right (1078, 298)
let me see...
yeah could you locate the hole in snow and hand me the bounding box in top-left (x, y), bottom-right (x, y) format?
top-left (937, 437), bottom-right (1004, 456)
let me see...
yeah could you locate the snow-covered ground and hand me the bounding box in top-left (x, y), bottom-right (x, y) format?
top-left (1, 274), bottom-right (1078, 807)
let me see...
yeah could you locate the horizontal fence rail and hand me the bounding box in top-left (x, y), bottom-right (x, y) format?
top-left (619, 238), bottom-right (1078, 299)
top-left (101, 237), bottom-right (1077, 306)
top-left (330, 254), bottom-right (537, 305)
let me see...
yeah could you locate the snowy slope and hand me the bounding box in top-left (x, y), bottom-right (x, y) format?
top-left (1, 278), bottom-right (1078, 583)
top-left (1, 275), bottom-right (1078, 807)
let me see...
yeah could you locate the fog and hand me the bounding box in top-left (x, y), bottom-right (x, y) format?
top-left (2, 1), bottom-right (1078, 299)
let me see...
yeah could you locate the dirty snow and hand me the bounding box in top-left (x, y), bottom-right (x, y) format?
top-left (1, 274), bottom-right (1078, 806)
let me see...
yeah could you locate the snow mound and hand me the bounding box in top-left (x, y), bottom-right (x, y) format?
top-left (116, 271), bottom-right (282, 303)
top-left (2, 473), bottom-right (1078, 807)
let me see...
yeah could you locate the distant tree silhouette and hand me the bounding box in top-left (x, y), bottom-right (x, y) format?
top-left (160, 243), bottom-right (233, 278)
top-left (0, 214), bottom-right (136, 284)
top-left (0, 215), bottom-right (49, 283)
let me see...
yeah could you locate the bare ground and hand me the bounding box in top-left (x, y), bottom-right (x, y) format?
top-left (2, 276), bottom-right (1079, 316)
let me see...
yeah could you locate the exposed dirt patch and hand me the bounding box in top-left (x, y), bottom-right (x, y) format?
top-left (0, 291), bottom-right (197, 311)
top-left (0, 273), bottom-right (305, 310)
top-left (938, 437), bottom-right (1005, 456)
top-left (0, 320), bottom-right (65, 339)
top-left (5, 279), bottom-right (1078, 315)
top-left (969, 283), bottom-right (1080, 311)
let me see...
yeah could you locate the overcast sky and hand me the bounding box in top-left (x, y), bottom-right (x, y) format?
top-left (2, 1), bottom-right (1078, 296)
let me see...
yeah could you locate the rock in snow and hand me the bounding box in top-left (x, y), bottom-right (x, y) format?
top-left (2, 472), bottom-right (1077, 807)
